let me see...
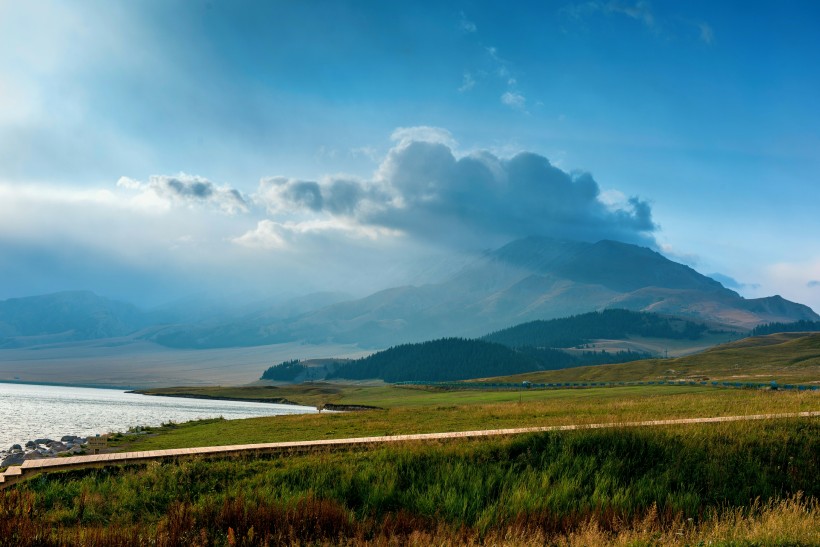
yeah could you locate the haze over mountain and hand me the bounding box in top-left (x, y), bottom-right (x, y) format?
top-left (238, 236), bottom-right (814, 348)
top-left (2, 237), bottom-right (816, 352)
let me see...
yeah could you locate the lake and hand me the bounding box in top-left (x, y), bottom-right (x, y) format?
top-left (0, 382), bottom-right (318, 452)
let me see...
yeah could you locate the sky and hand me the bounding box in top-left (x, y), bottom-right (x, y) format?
top-left (1, 0), bottom-right (819, 311)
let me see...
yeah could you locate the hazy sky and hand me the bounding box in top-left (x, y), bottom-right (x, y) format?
top-left (1, 1), bottom-right (819, 311)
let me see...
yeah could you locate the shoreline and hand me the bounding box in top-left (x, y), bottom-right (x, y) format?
top-left (0, 385), bottom-right (322, 465)
top-left (0, 379), bottom-right (135, 391)
top-left (132, 390), bottom-right (382, 411)
top-left (130, 390), bottom-right (306, 407)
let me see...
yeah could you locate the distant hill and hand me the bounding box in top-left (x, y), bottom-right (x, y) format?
top-left (483, 309), bottom-right (708, 349)
top-left (486, 332), bottom-right (820, 386)
top-left (0, 291), bottom-right (148, 347)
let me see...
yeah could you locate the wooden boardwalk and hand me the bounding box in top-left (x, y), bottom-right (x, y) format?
top-left (2, 411), bottom-right (818, 490)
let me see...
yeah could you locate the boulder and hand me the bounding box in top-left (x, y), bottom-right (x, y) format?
top-left (34, 438), bottom-right (54, 445)
top-left (1, 452), bottom-right (25, 467)
top-left (10, 444), bottom-right (22, 451)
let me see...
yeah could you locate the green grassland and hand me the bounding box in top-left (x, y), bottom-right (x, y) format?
top-left (7, 332), bottom-right (816, 545)
top-left (491, 332), bottom-right (820, 385)
top-left (112, 387), bottom-right (819, 452)
top-left (3, 418), bottom-right (818, 545)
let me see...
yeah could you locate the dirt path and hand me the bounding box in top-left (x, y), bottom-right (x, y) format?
top-left (2, 411), bottom-right (818, 490)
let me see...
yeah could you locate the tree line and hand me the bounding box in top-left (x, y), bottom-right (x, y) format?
top-left (483, 309), bottom-right (707, 349)
top-left (751, 320), bottom-right (820, 337)
top-left (324, 338), bottom-right (651, 383)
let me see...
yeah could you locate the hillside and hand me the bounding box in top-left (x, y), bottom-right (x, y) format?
top-left (326, 338), bottom-right (540, 382)
top-left (321, 337), bottom-right (654, 383)
top-left (153, 236), bottom-right (817, 348)
top-left (486, 332), bottom-right (820, 385)
top-left (0, 291), bottom-right (148, 347)
top-left (483, 309), bottom-right (708, 349)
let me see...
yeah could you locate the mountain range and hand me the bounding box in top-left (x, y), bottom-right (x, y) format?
top-left (1, 237), bottom-right (817, 350)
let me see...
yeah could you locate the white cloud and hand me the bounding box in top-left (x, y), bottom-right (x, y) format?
top-left (459, 11), bottom-right (477, 33)
top-left (501, 91), bottom-right (527, 110)
top-left (658, 242), bottom-right (699, 267)
top-left (598, 189), bottom-right (628, 209)
top-left (231, 220), bottom-right (288, 250)
top-left (233, 218), bottom-right (400, 251)
top-left (766, 259), bottom-right (820, 303)
top-left (390, 126), bottom-right (458, 148)
top-left (458, 72), bottom-right (476, 93)
top-left (607, 1), bottom-right (656, 30)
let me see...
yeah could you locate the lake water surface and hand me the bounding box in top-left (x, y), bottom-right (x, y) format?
top-left (0, 382), bottom-right (317, 452)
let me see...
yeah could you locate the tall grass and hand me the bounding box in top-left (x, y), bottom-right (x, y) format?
top-left (1, 419), bottom-right (817, 545)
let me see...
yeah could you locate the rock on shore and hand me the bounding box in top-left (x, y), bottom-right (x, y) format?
top-left (1, 435), bottom-right (89, 467)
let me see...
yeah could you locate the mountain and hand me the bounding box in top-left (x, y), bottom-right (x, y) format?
top-left (3, 237), bottom-right (817, 351)
top-left (217, 236), bottom-right (814, 348)
top-left (0, 291), bottom-right (148, 347)
top-left (0, 290), bottom-right (353, 349)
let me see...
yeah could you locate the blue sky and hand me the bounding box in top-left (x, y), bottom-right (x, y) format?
top-left (1, 0), bottom-right (819, 311)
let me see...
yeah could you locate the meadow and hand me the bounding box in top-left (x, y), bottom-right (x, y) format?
top-left (118, 386), bottom-right (819, 451)
top-left (1, 417), bottom-right (818, 545)
top-left (4, 340), bottom-right (819, 545)
top-left (493, 332), bottom-right (820, 385)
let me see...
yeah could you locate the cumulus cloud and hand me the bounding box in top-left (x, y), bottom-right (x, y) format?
top-left (117, 173), bottom-right (248, 214)
top-left (0, 128), bottom-right (663, 304)
top-left (253, 130), bottom-right (657, 249)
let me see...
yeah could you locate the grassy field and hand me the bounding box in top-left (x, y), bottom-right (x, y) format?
top-left (111, 387), bottom-right (820, 452)
top-left (490, 332), bottom-right (820, 385)
top-left (3, 418), bottom-right (818, 545)
top-left (6, 333), bottom-right (817, 545)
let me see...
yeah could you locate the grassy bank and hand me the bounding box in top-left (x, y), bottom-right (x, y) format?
top-left (2, 419), bottom-right (818, 545)
top-left (494, 332), bottom-right (820, 385)
top-left (109, 387), bottom-right (820, 452)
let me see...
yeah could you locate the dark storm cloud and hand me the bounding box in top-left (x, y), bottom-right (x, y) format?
top-left (257, 138), bottom-right (657, 248)
top-left (119, 174), bottom-right (248, 214)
